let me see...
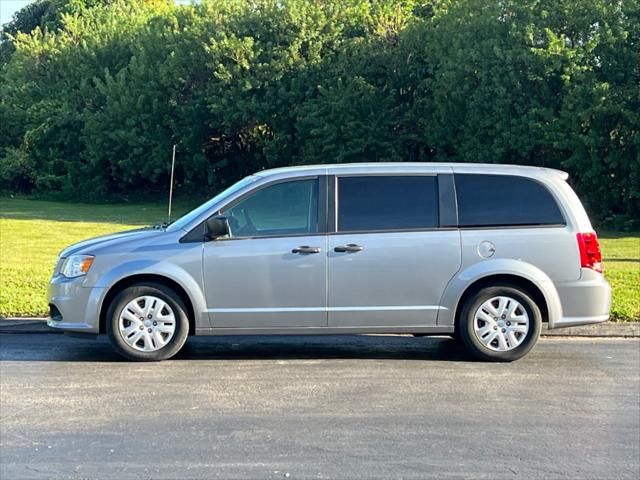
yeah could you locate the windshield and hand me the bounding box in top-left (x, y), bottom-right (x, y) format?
top-left (166, 175), bottom-right (259, 232)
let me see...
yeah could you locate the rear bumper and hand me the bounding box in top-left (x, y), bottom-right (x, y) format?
top-left (47, 275), bottom-right (105, 334)
top-left (550, 269), bottom-right (612, 329)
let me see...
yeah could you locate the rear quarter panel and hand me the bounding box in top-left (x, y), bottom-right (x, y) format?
top-left (460, 227), bottom-right (581, 282)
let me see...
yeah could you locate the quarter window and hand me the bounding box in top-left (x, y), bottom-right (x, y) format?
top-left (455, 174), bottom-right (565, 227)
top-left (221, 179), bottom-right (319, 237)
top-left (337, 176), bottom-right (439, 232)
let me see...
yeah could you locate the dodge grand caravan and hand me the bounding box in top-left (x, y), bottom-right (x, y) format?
top-left (48, 163), bottom-right (611, 361)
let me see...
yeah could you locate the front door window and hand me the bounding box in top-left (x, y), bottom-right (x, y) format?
top-left (221, 179), bottom-right (319, 238)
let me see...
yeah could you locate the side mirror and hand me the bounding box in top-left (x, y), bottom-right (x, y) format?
top-left (205, 215), bottom-right (230, 240)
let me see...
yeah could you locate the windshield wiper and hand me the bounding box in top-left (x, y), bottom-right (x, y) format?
top-left (149, 221), bottom-right (173, 230)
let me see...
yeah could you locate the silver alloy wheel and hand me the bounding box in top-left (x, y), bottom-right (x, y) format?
top-left (473, 296), bottom-right (530, 352)
top-left (118, 296), bottom-right (176, 352)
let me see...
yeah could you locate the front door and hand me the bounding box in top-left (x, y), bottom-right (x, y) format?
top-left (328, 175), bottom-right (461, 327)
top-left (203, 177), bottom-right (327, 328)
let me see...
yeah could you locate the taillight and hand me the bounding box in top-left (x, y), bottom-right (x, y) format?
top-left (576, 232), bottom-right (603, 273)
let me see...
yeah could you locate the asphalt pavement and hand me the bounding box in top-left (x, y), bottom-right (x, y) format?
top-left (1, 334), bottom-right (639, 479)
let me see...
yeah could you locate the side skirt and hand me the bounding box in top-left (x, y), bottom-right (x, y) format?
top-left (194, 326), bottom-right (455, 336)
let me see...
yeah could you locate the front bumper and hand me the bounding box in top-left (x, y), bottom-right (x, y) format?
top-left (47, 275), bottom-right (106, 333)
top-left (550, 269), bottom-right (612, 329)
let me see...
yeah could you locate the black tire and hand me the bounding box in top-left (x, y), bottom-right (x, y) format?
top-left (106, 283), bottom-right (190, 361)
top-left (458, 285), bottom-right (542, 362)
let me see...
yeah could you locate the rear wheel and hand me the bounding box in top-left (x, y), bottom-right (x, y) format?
top-left (106, 283), bottom-right (189, 361)
top-left (458, 285), bottom-right (541, 362)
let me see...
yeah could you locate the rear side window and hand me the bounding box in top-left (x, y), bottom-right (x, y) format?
top-left (455, 174), bottom-right (565, 227)
top-left (337, 176), bottom-right (439, 232)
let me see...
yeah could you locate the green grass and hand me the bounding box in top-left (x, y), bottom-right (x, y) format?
top-left (1, 197), bottom-right (638, 321)
top-left (0, 197), bottom-right (198, 317)
top-left (599, 233), bottom-right (640, 321)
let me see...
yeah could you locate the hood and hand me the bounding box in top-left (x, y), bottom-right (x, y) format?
top-left (59, 227), bottom-right (165, 258)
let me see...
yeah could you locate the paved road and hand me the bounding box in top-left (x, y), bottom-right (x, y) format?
top-left (1, 334), bottom-right (639, 479)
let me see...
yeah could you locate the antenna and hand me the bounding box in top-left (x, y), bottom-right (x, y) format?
top-left (168, 144), bottom-right (176, 224)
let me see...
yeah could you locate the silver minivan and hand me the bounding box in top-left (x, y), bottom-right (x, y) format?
top-left (48, 163), bottom-right (611, 361)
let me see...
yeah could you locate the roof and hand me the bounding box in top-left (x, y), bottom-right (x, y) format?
top-left (253, 162), bottom-right (569, 180)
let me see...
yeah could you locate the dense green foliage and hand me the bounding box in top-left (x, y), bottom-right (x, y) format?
top-left (1, 0), bottom-right (638, 225)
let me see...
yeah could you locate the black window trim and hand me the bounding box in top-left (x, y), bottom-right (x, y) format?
top-left (180, 175), bottom-right (329, 243)
top-left (332, 173), bottom-right (448, 235)
top-left (438, 173), bottom-right (458, 228)
top-left (453, 173), bottom-right (568, 229)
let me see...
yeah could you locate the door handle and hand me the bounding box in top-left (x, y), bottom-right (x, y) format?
top-left (334, 244), bottom-right (364, 253)
top-left (292, 246), bottom-right (321, 254)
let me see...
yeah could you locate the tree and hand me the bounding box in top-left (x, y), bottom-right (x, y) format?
top-left (0, 0), bottom-right (637, 224)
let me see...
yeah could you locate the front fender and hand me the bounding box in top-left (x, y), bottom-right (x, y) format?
top-left (437, 258), bottom-right (563, 328)
top-left (92, 259), bottom-right (209, 329)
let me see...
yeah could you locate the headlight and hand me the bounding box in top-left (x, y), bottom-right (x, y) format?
top-left (61, 255), bottom-right (95, 278)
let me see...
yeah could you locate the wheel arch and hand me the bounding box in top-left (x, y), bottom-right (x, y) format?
top-left (99, 274), bottom-right (196, 335)
top-left (452, 274), bottom-right (549, 331)
top-left (438, 259), bottom-right (563, 329)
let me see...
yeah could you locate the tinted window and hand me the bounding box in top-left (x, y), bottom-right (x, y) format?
top-left (455, 174), bottom-right (565, 227)
top-left (222, 179), bottom-right (318, 237)
top-left (337, 176), bottom-right (439, 232)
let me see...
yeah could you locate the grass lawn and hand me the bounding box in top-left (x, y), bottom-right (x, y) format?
top-left (1, 197), bottom-right (638, 321)
top-left (0, 197), bottom-right (198, 318)
top-left (599, 233), bottom-right (640, 321)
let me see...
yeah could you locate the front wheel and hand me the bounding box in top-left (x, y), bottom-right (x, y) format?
top-left (458, 285), bottom-right (542, 362)
top-left (106, 283), bottom-right (190, 361)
